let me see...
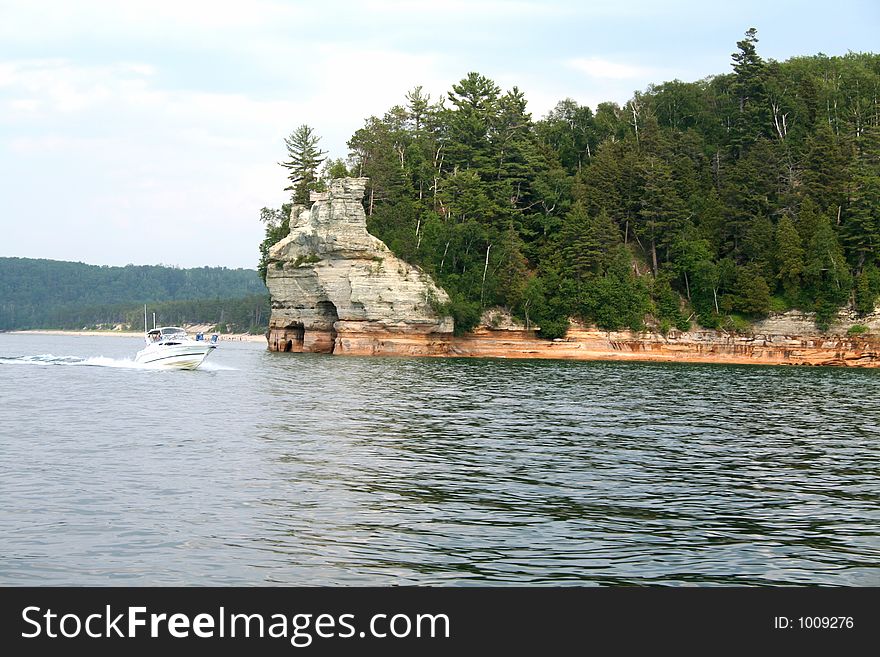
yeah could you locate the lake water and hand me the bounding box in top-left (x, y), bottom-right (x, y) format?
top-left (1, 332), bottom-right (878, 586)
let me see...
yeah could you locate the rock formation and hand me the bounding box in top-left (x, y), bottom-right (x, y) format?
top-left (265, 177), bottom-right (453, 354)
top-left (447, 321), bottom-right (880, 367)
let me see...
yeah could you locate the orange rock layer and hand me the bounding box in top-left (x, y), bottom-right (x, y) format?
top-left (267, 323), bottom-right (880, 368)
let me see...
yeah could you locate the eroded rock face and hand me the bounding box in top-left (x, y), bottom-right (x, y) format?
top-left (446, 322), bottom-right (880, 367)
top-left (266, 177), bottom-right (452, 353)
top-left (752, 309), bottom-right (880, 335)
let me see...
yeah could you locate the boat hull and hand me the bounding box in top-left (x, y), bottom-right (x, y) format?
top-left (135, 343), bottom-right (215, 370)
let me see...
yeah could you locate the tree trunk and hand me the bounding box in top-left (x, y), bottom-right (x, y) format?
top-left (440, 241), bottom-right (450, 273)
top-left (631, 102), bottom-right (640, 144)
top-left (651, 238), bottom-right (658, 276)
top-left (480, 243), bottom-right (492, 307)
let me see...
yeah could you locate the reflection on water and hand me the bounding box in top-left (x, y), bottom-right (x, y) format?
top-left (1, 333), bottom-right (878, 585)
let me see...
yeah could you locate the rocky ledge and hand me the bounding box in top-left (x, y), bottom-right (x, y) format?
top-left (445, 320), bottom-right (880, 368)
top-left (265, 177), bottom-right (452, 354)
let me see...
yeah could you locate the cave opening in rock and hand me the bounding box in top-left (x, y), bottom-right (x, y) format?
top-left (283, 324), bottom-right (304, 352)
top-left (316, 300), bottom-right (339, 353)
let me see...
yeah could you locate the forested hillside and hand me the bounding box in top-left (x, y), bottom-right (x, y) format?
top-left (263, 29), bottom-right (880, 336)
top-left (0, 258), bottom-right (268, 331)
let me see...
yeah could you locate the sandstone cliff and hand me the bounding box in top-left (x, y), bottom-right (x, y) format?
top-left (446, 320), bottom-right (880, 367)
top-left (265, 177), bottom-right (453, 354)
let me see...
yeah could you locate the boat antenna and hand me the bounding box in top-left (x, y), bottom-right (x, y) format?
top-left (152, 312), bottom-right (156, 330)
top-left (143, 304), bottom-right (147, 335)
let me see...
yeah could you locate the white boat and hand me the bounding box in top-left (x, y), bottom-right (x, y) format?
top-left (135, 326), bottom-right (216, 370)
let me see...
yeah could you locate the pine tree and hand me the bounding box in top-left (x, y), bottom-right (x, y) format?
top-left (743, 213), bottom-right (775, 279)
top-left (493, 87), bottom-right (534, 205)
top-left (844, 172), bottom-right (880, 270)
top-left (843, 125), bottom-right (880, 270)
top-left (280, 125), bottom-right (327, 204)
top-left (637, 157), bottom-right (688, 275)
top-left (774, 214), bottom-right (804, 300)
top-left (731, 264), bottom-right (771, 315)
top-left (854, 265), bottom-right (880, 315)
top-left (560, 203), bottom-right (620, 280)
top-left (536, 99), bottom-right (598, 172)
top-left (802, 121), bottom-right (850, 212)
top-left (444, 72), bottom-right (501, 173)
top-left (803, 212), bottom-right (852, 327)
top-left (729, 28), bottom-right (768, 157)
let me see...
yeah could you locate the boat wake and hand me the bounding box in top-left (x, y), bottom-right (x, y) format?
top-left (199, 361), bottom-right (237, 371)
top-left (0, 354), bottom-right (233, 370)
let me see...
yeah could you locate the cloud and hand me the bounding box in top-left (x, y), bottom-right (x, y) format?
top-left (362, 0), bottom-right (559, 17)
top-left (0, 1), bottom-right (310, 42)
top-left (0, 51), bottom-right (457, 267)
top-left (8, 134), bottom-right (115, 154)
top-left (566, 57), bottom-right (655, 80)
top-left (0, 60), bottom-right (157, 115)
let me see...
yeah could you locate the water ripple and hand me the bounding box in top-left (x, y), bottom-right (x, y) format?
top-left (1, 334), bottom-right (878, 585)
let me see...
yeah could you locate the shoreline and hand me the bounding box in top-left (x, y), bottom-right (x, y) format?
top-left (6, 329), bottom-right (268, 343)
top-left (269, 324), bottom-right (880, 368)
top-left (8, 326), bottom-right (880, 367)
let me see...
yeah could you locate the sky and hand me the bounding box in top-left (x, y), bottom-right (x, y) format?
top-left (0, 0), bottom-right (877, 270)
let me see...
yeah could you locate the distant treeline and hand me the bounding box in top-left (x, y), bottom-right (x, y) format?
top-left (28, 294), bottom-right (270, 333)
top-left (0, 258), bottom-right (269, 331)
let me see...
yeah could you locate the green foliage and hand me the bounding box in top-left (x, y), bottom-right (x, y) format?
top-left (774, 214), bottom-right (804, 300)
top-left (536, 316), bottom-right (570, 340)
top-left (854, 264), bottom-right (880, 314)
top-left (560, 203), bottom-right (620, 278)
top-left (321, 158), bottom-right (350, 182)
top-left (572, 247), bottom-right (651, 331)
top-left (292, 254), bottom-right (321, 267)
top-left (768, 295), bottom-right (790, 313)
top-left (258, 204), bottom-right (291, 282)
top-left (724, 313), bottom-right (754, 333)
top-left (847, 324), bottom-right (869, 335)
top-left (435, 296), bottom-right (482, 336)
top-left (802, 210), bottom-right (852, 325)
top-left (728, 27), bottom-right (769, 157)
top-left (260, 32), bottom-right (880, 337)
top-left (280, 125), bottom-right (327, 204)
top-left (652, 273), bottom-right (690, 331)
top-left (729, 264), bottom-right (772, 316)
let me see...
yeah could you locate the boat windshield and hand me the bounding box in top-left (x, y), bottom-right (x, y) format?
top-left (158, 327), bottom-right (188, 339)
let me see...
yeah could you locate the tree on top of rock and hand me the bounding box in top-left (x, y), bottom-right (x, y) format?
top-left (280, 124), bottom-right (327, 205)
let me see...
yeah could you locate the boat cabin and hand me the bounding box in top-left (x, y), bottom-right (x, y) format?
top-left (146, 327), bottom-right (189, 343)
